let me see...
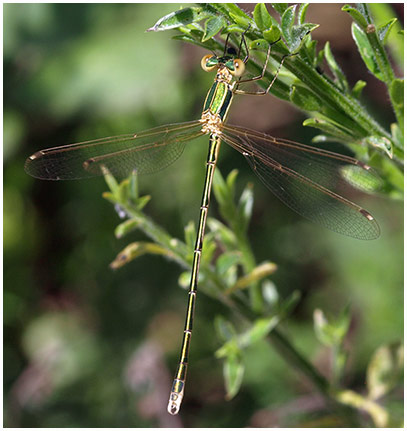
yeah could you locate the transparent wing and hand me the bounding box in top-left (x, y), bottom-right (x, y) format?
top-left (25, 121), bottom-right (204, 180)
top-left (221, 123), bottom-right (380, 240)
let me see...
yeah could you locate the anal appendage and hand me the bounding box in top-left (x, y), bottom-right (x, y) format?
top-left (167, 380), bottom-right (184, 415)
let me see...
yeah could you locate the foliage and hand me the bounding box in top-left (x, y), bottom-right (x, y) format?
top-left (4, 3), bottom-right (403, 428)
top-left (104, 161), bottom-right (403, 426)
top-left (148, 3), bottom-right (403, 198)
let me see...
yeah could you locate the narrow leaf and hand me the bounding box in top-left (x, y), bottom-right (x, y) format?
top-left (216, 252), bottom-right (241, 278)
top-left (239, 315), bottom-right (280, 347)
top-left (272, 3), bottom-right (288, 15)
top-left (224, 355), bottom-right (244, 400)
top-left (178, 271), bottom-right (190, 289)
top-left (227, 262), bottom-right (277, 294)
top-left (324, 41), bottom-right (349, 91)
top-left (342, 4), bottom-right (368, 29)
top-left (303, 117), bottom-right (353, 141)
top-left (389, 78), bottom-right (404, 108)
top-left (367, 343), bottom-right (404, 400)
top-left (351, 22), bottom-right (384, 81)
top-left (184, 221), bottom-right (196, 250)
top-left (253, 3), bottom-right (272, 31)
top-left (289, 23), bottom-right (319, 52)
top-left (203, 15), bottom-right (226, 41)
top-left (115, 219), bottom-right (140, 239)
top-left (147, 7), bottom-right (215, 32)
top-left (281, 5), bottom-right (296, 45)
top-left (262, 27), bottom-right (281, 44)
top-left (215, 316), bottom-right (237, 342)
top-left (377, 18), bottom-right (397, 43)
top-left (298, 3), bottom-right (309, 25)
top-left (110, 242), bottom-right (171, 269)
top-left (351, 80), bottom-right (367, 98)
top-left (237, 184), bottom-right (254, 231)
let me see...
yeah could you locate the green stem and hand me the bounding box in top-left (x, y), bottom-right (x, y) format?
top-left (358, 4), bottom-right (403, 133)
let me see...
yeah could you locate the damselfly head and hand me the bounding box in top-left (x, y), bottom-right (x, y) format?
top-left (201, 53), bottom-right (245, 77)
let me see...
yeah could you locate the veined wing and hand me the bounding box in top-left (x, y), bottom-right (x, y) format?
top-left (25, 120), bottom-right (204, 180)
top-left (221, 123), bottom-right (380, 240)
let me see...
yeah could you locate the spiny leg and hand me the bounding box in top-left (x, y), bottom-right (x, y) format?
top-left (235, 49), bottom-right (297, 96)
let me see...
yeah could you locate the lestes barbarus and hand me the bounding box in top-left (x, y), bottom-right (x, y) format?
top-left (25, 34), bottom-right (380, 415)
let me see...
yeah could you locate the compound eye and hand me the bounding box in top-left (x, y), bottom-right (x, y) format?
top-left (201, 54), bottom-right (217, 72)
top-left (230, 58), bottom-right (245, 77)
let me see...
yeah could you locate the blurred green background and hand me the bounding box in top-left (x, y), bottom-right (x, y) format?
top-left (4, 3), bottom-right (403, 427)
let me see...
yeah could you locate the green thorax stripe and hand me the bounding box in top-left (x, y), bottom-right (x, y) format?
top-left (203, 81), bottom-right (234, 121)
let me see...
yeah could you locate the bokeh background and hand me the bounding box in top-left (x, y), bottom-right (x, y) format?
top-left (4, 3), bottom-right (403, 427)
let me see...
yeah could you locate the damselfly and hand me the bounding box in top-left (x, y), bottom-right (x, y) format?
top-left (25, 34), bottom-right (380, 415)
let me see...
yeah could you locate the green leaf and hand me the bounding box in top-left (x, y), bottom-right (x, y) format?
top-left (289, 23), bottom-right (318, 52)
top-left (391, 123), bottom-right (403, 150)
top-left (227, 262), bottom-right (277, 294)
top-left (203, 15), bottom-right (226, 42)
top-left (324, 41), bottom-right (348, 91)
top-left (389, 78), bottom-right (404, 109)
top-left (342, 4), bottom-right (368, 29)
top-left (223, 354), bottom-right (244, 400)
top-left (102, 166), bottom-right (119, 194)
top-left (201, 233), bottom-right (217, 265)
top-left (216, 252), bottom-right (240, 279)
top-left (184, 221), bottom-right (196, 250)
top-left (303, 117), bottom-right (353, 142)
top-left (290, 85), bottom-right (321, 112)
top-left (369, 3), bottom-right (404, 69)
top-left (377, 18), bottom-right (397, 44)
top-left (207, 218), bottom-right (237, 250)
top-left (173, 34), bottom-right (219, 51)
top-left (253, 3), bottom-right (272, 31)
top-left (214, 316), bottom-right (237, 342)
top-left (297, 3), bottom-right (309, 25)
top-left (281, 3), bottom-right (318, 53)
top-left (178, 271), bottom-right (190, 289)
top-left (147, 6), bottom-right (215, 32)
top-left (226, 169), bottom-right (238, 192)
top-left (351, 22), bottom-right (384, 81)
top-left (236, 183), bottom-right (253, 232)
top-left (228, 11), bottom-right (250, 28)
top-left (262, 27), bottom-right (281, 44)
top-left (367, 343), bottom-right (404, 400)
top-left (110, 242), bottom-right (171, 269)
top-left (115, 219), bottom-right (140, 239)
top-left (313, 307), bottom-right (351, 347)
top-left (336, 389), bottom-right (389, 427)
top-left (300, 37), bottom-right (317, 65)
top-left (239, 315), bottom-right (280, 347)
top-left (213, 3), bottom-right (249, 22)
top-left (351, 79), bottom-right (367, 98)
top-left (272, 3), bottom-right (288, 16)
top-left (213, 169), bottom-right (239, 224)
top-left (261, 279), bottom-right (279, 306)
top-left (281, 5), bottom-right (296, 43)
top-left (313, 309), bottom-right (333, 346)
